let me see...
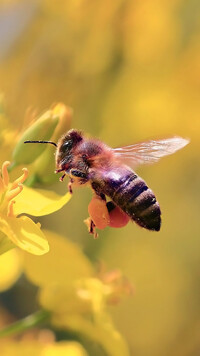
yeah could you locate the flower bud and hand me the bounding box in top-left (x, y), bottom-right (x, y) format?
top-left (34, 103), bottom-right (72, 184)
top-left (51, 103), bottom-right (72, 140)
top-left (12, 109), bottom-right (59, 165)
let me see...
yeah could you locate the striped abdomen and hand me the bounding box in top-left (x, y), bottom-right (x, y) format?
top-left (92, 167), bottom-right (161, 231)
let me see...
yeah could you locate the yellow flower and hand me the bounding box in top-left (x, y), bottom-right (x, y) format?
top-left (0, 161), bottom-right (49, 256)
top-left (41, 277), bottom-right (130, 356)
top-left (23, 231), bottom-right (130, 356)
top-left (0, 162), bottom-right (71, 256)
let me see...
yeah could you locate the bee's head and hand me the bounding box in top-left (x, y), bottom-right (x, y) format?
top-left (55, 129), bottom-right (83, 172)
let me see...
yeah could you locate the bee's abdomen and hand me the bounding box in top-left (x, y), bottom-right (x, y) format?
top-left (112, 173), bottom-right (161, 231)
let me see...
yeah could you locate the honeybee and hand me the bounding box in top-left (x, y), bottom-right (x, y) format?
top-left (25, 130), bottom-right (189, 236)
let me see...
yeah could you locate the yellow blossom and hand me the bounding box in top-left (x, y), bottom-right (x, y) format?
top-left (0, 162), bottom-right (71, 256)
top-left (0, 161), bottom-right (49, 255)
top-left (23, 230), bottom-right (130, 356)
top-left (40, 277), bottom-right (130, 356)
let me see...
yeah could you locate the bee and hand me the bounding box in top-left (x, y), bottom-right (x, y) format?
top-left (25, 130), bottom-right (189, 236)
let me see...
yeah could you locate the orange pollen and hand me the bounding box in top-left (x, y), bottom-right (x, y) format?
top-left (6, 184), bottom-right (23, 202)
top-left (7, 200), bottom-right (16, 217)
top-left (11, 168), bottom-right (28, 189)
top-left (1, 161), bottom-right (10, 187)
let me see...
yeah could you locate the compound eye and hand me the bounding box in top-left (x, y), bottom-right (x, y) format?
top-left (62, 140), bottom-right (73, 151)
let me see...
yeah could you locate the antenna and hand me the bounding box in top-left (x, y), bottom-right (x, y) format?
top-left (24, 140), bottom-right (57, 147)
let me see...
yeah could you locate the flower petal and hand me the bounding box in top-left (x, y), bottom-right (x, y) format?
top-left (0, 248), bottom-right (22, 292)
top-left (0, 216), bottom-right (49, 255)
top-left (14, 186), bottom-right (71, 217)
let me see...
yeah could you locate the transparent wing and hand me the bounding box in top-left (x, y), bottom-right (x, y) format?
top-left (113, 137), bottom-right (189, 167)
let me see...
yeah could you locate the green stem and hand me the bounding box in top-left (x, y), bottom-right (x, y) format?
top-left (0, 310), bottom-right (51, 338)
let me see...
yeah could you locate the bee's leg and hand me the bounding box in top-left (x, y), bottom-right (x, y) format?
top-left (68, 178), bottom-right (74, 194)
top-left (68, 169), bottom-right (89, 194)
top-left (84, 217), bottom-right (98, 239)
top-left (57, 169), bottom-right (74, 193)
top-left (59, 173), bottom-right (66, 182)
top-left (70, 169), bottom-right (89, 185)
top-left (90, 219), bottom-right (98, 239)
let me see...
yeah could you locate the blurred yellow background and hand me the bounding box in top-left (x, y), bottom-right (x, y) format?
top-left (0, 1), bottom-right (199, 355)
